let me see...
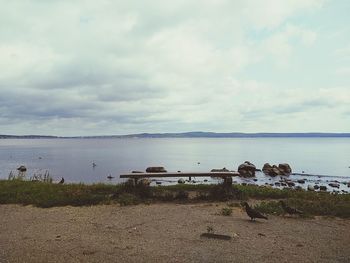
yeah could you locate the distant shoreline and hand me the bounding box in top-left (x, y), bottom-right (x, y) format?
top-left (1, 132), bottom-right (350, 139)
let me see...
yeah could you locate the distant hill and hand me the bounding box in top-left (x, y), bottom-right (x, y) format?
top-left (120, 132), bottom-right (350, 138)
top-left (0, 135), bottom-right (58, 139)
top-left (1, 132), bottom-right (350, 139)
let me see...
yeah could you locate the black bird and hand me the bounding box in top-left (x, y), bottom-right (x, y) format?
top-left (58, 177), bottom-right (64, 184)
top-left (279, 201), bottom-right (303, 215)
top-left (242, 202), bottom-right (268, 221)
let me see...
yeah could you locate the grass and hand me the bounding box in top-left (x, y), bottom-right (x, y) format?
top-left (0, 180), bottom-right (349, 218)
top-left (0, 180), bottom-right (118, 208)
top-left (220, 207), bottom-right (233, 216)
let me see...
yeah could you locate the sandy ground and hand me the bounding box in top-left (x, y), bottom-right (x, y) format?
top-left (0, 203), bottom-right (349, 263)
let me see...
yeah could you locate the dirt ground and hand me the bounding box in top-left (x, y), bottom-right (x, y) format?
top-left (0, 203), bottom-right (349, 263)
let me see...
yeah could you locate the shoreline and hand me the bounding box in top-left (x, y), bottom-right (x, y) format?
top-left (1, 180), bottom-right (349, 218)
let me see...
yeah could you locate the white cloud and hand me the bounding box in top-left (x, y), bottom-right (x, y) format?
top-left (0, 0), bottom-right (347, 135)
top-left (262, 24), bottom-right (317, 66)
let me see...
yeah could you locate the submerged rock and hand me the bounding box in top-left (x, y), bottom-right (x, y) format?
top-left (146, 167), bottom-right (167, 173)
top-left (297, 179), bottom-right (306, 184)
top-left (238, 161), bottom-right (256, 177)
top-left (319, 186), bottom-right (327, 191)
top-left (328, 183), bottom-right (340, 188)
top-left (287, 181), bottom-right (295, 187)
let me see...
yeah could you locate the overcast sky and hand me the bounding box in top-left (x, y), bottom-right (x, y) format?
top-left (0, 0), bottom-right (349, 136)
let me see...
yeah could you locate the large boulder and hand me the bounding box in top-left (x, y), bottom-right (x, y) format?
top-left (262, 163), bottom-right (292, 176)
top-left (146, 167), bottom-right (167, 173)
top-left (238, 161), bottom-right (256, 177)
top-left (262, 163), bottom-right (280, 176)
top-left (278, 163), bottom-right (292, 174)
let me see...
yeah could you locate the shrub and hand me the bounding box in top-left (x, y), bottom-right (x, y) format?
top-left (220, 207), bottom-right (233, 216)
top-left (118, 193), bottom-right (139, 206)
top-left (175, 190), bottom-right (189, 200)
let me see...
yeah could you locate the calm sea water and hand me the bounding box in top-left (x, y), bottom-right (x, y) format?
top-left (0, 138), bottom-right (349, 183)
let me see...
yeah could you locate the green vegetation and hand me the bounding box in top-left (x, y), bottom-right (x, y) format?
top-left (0, 180), bottom-right (349, 218)
top-left (220, 207), bottom-right (233, 216)
top-left (0, 180), bottom-right (118, 208)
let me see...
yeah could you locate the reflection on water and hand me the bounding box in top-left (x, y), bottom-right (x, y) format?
top-left (0, 138), bottom-right (349, 184)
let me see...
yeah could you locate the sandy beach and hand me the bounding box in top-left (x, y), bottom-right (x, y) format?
top-left (1, 203), bottom-right (349, 263)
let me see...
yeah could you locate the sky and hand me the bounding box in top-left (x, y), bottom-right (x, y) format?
top-left (0, 0), bottom-right (349, 136)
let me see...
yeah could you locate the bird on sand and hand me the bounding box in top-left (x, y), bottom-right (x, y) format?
top-left (242, 202), bottom-right (268, 221)
top-left (58, 177), bottom-right (64, 184)
top-left (279, 201), bottom-right (303, 215)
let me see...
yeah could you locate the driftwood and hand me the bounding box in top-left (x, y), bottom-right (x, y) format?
top-left (200, 233), bottom-right (232, 240)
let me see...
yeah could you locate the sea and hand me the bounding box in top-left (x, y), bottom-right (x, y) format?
top-left (1, 138), bottom-right (350, 190)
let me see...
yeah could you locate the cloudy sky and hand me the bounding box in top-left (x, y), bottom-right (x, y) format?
top-left (0, 0), bottom-right (349, 136)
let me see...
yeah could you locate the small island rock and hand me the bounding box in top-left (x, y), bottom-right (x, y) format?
top-left (146, 167), bottom-right (167, 173)
top-left (238, 161), bottom-right (256, 177)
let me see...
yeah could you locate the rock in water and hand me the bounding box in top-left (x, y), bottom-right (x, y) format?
top-left (262, 163), bottom-right (272, 173)
top-left (17, 165), bottom-right (27, 172)
top-left (320, 186), bottom-right (327, 191)
top-left (328, 183), bottom-right (340, 188)
top-left (238, 161), bottom-right (256, 177)
top-left (262, 163), bottom-right (280, 176)
top-left (278, 163), bottom-right (292, 174)
top-left (146, 167), bottom-right (167, 173)
top-left (262, 163), bottom-right (292, 176)
top-left (286, 181), bottom-right (295, 187)
top-left (307, 185), bottom-right (315, 191)
top-left (178, 178), bottom-right (185, 184)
